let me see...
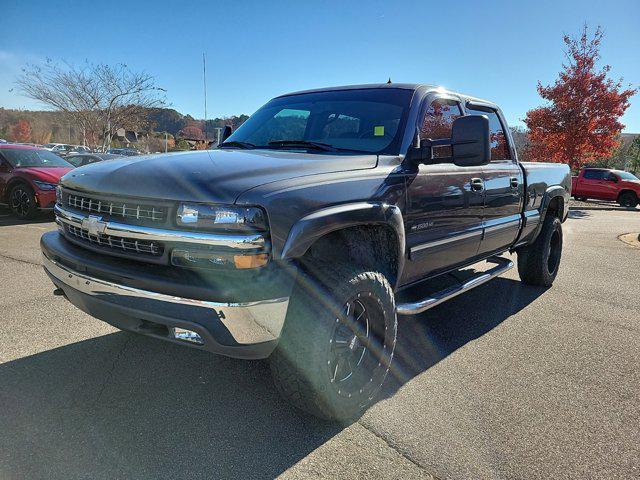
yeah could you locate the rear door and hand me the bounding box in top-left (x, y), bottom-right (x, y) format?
top-left (466, 105), bottom-right (523, 256)
top-left (402, 95), bottom-right (485, 284)
top-left (581, 169), bottom-right (608, 198)
top-left (601, 171), bottom-right (621, 200)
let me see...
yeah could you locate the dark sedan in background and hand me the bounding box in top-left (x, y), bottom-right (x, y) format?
top-left (65, 153), bottom-right (123, 168)
top-left (106, 148), bottom-right (140, 156)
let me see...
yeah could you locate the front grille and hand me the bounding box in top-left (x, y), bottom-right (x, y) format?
top-left (65, 224), bottom-right (163, 256)
top-left (66, 193), bottom-right (165, 222)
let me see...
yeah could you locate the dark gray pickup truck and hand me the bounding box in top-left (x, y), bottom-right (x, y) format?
top-left (41, 84), bottom-right (570, 420)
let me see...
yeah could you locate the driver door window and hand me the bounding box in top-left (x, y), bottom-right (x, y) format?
top-left (420, 100), bottom-right (462, 158)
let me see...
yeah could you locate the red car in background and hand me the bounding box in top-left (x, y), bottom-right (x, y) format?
top-left (0, 145), bottom-right (74, 219)
top-left (572, 167), bottom-right (640, 208)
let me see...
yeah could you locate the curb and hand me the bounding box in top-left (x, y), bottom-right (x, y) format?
top-left (618, 233), bottom-right (640, 249)
top-left (568, 206), bottom-right (639, 212)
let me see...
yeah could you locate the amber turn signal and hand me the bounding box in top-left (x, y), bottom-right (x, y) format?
top-left (233, 253), bottom-right (269, 269)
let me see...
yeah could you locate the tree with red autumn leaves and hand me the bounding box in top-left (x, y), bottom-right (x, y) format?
top-left (524, 26), bottom-right (636, 170)
top-left (178, 124), bottom-right (205, 140)
top-left (11, 119), bottom-right (32, 143)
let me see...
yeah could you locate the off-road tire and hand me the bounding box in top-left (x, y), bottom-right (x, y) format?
top-left (270, 264), bottom-right (397, 421)
top-left (517, 215), bottom-right (563, 287)
top-left (9, 183), bottom-right (38, 219)
top-left (618, 191), bottom-right (638, 208)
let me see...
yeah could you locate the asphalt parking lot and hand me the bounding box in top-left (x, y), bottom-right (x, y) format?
top-left (0, 206), bottom-right (638, 480)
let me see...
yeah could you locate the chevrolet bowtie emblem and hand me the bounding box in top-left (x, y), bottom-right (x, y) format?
top-left (81, 215), bottom-right (107, 236)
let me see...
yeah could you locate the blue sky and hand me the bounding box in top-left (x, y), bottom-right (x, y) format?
top-left (1, 0), bottom-right (639, 132)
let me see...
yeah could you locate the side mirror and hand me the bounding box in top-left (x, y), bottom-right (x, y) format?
top-left (220, 125), bottom-right (233, 143)
top-left (450, 115), bottom-right (491, 167)
top-left (406, 116), bottom-right (491, 167)
top-left (607, 174), bottom-right (618, 182)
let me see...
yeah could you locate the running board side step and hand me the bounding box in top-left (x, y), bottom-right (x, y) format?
top-left (396, 256), bottom-right (514, 315)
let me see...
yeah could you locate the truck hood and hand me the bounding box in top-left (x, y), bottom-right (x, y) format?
top-left (60, 149), bottom-right (377, 203)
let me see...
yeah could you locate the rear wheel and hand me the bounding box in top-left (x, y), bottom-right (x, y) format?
top-left (618, 191), bottom-right (638, 208)
top-left (9, 183), bottom-right (38, 219)
top-left (270, 264), bottom-right (397, 421)
top-left (517, 215), bottom-right (563, 287)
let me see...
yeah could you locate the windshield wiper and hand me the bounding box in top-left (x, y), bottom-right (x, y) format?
top-left (218, 141), bottom-right (257, 149)
top-left (267, 140), bottom-right (337, 152)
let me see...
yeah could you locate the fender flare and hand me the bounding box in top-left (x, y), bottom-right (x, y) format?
top-left (540, 185), bottom-right (568, 220)
top-left (527, 186), bottom-right (568, 243)
top-left (280, 202), bottom-right (406, 282)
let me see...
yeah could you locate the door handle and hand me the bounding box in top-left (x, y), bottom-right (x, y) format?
top-left (470, 178), bottom-right (484, 192)
top-left (510, 177), bottom-right (519, 189)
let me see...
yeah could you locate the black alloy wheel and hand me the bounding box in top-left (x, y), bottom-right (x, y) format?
top-left (10, 184), bottom-right (37, 219)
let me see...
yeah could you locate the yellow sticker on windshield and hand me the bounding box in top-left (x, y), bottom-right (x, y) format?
top-left (374, 126), bottom-right (385, 136)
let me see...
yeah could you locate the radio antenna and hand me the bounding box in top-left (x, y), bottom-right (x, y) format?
top-left (203, 53), bottom-right (208, 130)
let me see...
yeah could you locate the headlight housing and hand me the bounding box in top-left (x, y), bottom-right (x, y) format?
top-left (176, 203), bottom-right (267, 232)
top-left (33, 180), bottom-right (57, 191)
top-left (55, 185), bottom-right (62, 204)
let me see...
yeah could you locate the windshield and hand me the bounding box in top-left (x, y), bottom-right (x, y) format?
top-left (616, 171), bottom-right (639, 181)
top-left (223, 88), bottom-right (413, 155)
top-left (1, 148), bottom-right (73, 168)
top-left (65, 155), bottom-right (84, 167)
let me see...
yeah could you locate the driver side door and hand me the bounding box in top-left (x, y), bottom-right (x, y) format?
top-left (401, 96), bottom-right (485, 285)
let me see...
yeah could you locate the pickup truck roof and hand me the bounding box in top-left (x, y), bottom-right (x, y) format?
top-left (277, 83), bottom-right (499, 110)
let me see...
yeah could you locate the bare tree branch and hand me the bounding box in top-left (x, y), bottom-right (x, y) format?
top-left (16, 61), bottom-right (166, 149)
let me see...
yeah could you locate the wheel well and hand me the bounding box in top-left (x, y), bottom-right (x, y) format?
top-left (617, 189), bottom-right (638, 200)
top-left (298, 225), bottom-right (400, 285)
top-left (546, 196), bottom-right (564, 221)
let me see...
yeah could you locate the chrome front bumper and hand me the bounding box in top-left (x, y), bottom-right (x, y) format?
top-left (43, 253), bottom-right (289, 359)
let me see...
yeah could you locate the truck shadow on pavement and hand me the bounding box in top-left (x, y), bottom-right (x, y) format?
top-left (0, 277), bottom-right (545, 479)
top-left (0, 205), bottom-right (55, 227)
top-left (387, 277), bottom-right (546, 394)
top-left (567, 209), bottom-right (592, 220)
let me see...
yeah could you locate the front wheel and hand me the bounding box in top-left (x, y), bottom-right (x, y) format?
top-left (618, 191), bottom-right (638, 208)
top-left (517, 215), bottom-right (563, 287)
top-left (9, 183), bottom-right (38, 219)
top-left (270, 265), bottom-right (397, 421)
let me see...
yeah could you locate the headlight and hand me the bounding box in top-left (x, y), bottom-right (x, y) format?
top-left (55, 185), bottom-right (62, 204)
top-left (171, 247), bottom-right (269, 270)
top-left (33, 180), bottom-right (57, 191)
top-left (176, 203), bottom-right (267, 232)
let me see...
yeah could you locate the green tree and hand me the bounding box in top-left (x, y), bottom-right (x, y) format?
top-left (629, 136), bottom-right (640, 173)
top-left (175, 139), bottom-right (190, 150)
